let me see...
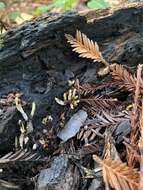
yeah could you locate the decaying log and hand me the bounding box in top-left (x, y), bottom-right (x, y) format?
top-left (0, 5), bottom-right (143, 152)
top-left (0, 3), bottom-right (143, 189)
top-left (1, 4), bottom-right (143, 99)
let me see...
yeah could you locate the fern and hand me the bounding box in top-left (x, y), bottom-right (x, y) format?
top-left (93, 155), bottom-right (139, 190)
top-left (81, 95), bottom-right (118, 110)
top-left (66, 30), bottom-right (143, 94)
top-left (110, 64), bottom-right (137, 93)
top-left (65, 30), bottom-right (109, 67)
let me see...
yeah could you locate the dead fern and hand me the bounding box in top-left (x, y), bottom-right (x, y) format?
top-left (66, 30), bottom-right (143, 95)
top-left (0, 149), bottom-right (40, 164)
top-left (77, 111), bottom-right (129, 143)
top-left (139, 100), bottom-right (143, 189)
top-left (65, 30), bottom-right (109, 67)
top-left (110, 64), bottom-right (137, 93)
top-left (81, 95), bottom-right (118, 111)
top-left (126, 65), bottom-right (143, 167)
top-left (93, 155), bottom-right (139, 190)
top-left (77, 125), bottom-right (103, 143)
top-left (78, 83), bottom-right (97, 96)
top-left (77, 81), bottom-right (116, 96)
top-left (124, 141), bottom-right (140, 165)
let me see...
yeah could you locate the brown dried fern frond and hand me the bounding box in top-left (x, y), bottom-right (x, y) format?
top-left (77, 111), bottom-right (129, 143)
top-left (139, 100), bottom-right (143, 189)
top-left (0, 149), bottom-right (40, 164)
top-left (81, 95), bottom-right (118, 110)
top-left (110, 63), bottom-right (137, 93)
top-left (130, 64), bottom-right (142, 136)
top-left (65, 30), bottom-right (109, 67)
top-left (65, 30), bottom-right (143, 95)
top-left (78, 83), bottom-right (97, 96)
top-left (93, 155), bottom-right (139, 190)
top-left (77, 82), bottom-right (115, 97)
top-left (124, 141), bottom-right (140, 165)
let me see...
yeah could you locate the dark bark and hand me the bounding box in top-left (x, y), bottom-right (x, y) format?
top-left (36, 155), bottom-right (80, 190)
top-left (1, 6), bottom-right (143, 99)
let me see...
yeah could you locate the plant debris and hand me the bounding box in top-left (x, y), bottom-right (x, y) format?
top-left (1, 18), bottom-right (143, 190)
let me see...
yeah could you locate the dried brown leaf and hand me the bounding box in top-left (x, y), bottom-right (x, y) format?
top-left (110, 63), bottom-right (136, 93)
top-left (65, 30), bottom-right (109, 67)
top-left (81, 95), bottom-right (118, 111)
top-left (66, 30), bottom-right (143, 95)
top-left (139, 100), bottom-right (143, 190)
top-left (93, 155), bottom-right (139, 190)
top-left (77, 81), bottom-right (115, 97)
top-left (0, 149), bottom-right (40, 164)
top-left (126, 65), bottom-right (142, 167)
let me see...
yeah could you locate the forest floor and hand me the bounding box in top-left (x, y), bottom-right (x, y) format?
top-left (0, 1), bottom-right (143, 190)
